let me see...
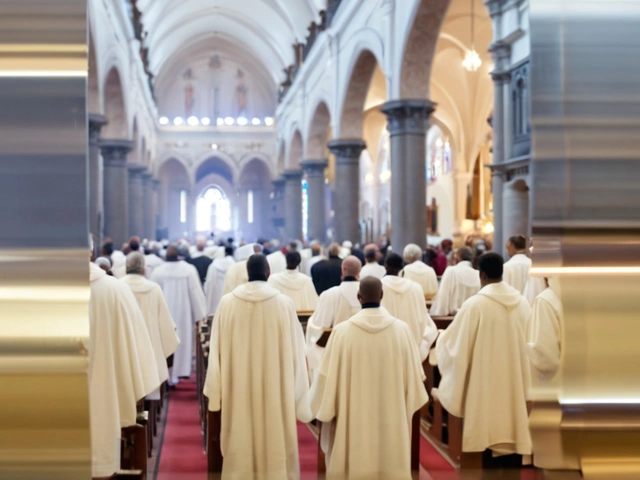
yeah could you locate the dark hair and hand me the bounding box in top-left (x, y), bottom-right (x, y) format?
top-left (365, 249), bottom-right (377, 261)
top-left (385, 252), bottom-right (404, 271)
top-left (224, 246), bottom-right (234, 256)
top-left (247, 254), bottom-right (269, 280)
top-left (165, 245), bottom-right (179, 262)
top-left (508, 235), bottom-right (527, 251)
top-left (286, 251), bottom-right (301, 268)
top-left (101, 241), bottom-right (114, 257)
top-left (128, 236), bottom-right (140, 252)
top-left (478, 252), bottom-right (504, 280)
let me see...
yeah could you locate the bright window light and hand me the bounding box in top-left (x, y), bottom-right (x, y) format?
top-left (159, 116), bottom-right (169, 125)
top-left (180, 190), bottom-right (187, 223)
top-left (187, 116), bottom-right (199, 126)
top-left (211, 143), bottom-right (218, 150)
top-left (201, 117), bottom-right (211, 126)
top-left (264, 117), bottom-right (274, 126)
top-left (247, 190), bottom-right (254, 224)
top-left (197, 187), bottom-right (231, 232)
top-left (173, 116), bottom-right (184, 126)
top-left (216, 117), bottom-right (224, 126)
top-left (224, 117), bottom-right (234, 126)
top-left (237, 117), bottom-right (248, 126)
top-left (251, 117), bottom-right (261, 126)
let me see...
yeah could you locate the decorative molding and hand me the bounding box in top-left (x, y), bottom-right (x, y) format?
top-left (486, 154), bottom-right (530, 182)
top-left (380, 99), bottom-right (435, 136)
top-left (88, 114), bottom-right (108, 146)
top-left (282, 169), bottom-right (304, 181)
top-left (327, 139), bottom-right (366, 161)
top-left (99, 139), bottom-right (134, 166)
top-left (300, 158), bottom-right (329, 177)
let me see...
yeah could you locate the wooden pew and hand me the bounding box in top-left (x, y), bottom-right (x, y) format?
top-left (297, 310), bottom-right (314, 333)
top-left (207, 409), bottom-right (223, 472)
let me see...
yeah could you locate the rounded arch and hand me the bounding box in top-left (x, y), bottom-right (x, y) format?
top-left (102, 67), bottom-right (128, 139)
top-left (287, 130), bottom-right (303, 169)
top-left (399, 0), bottom-right (452, 98)
top-left (338, 49), bottom-right (384, 139)
top-left (305, 100), bottom-right (332, 159)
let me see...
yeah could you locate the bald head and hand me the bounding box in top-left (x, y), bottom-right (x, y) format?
top-left (247, 254), bottom-right (270, 281)
top-left (358, 276), bottom-right (383, 305)
top-left (341, 255), bottom-right (362, 279)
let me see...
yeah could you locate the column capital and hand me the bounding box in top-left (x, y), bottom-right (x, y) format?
top-left (141, 171), bottom-right (154, 183)
top-left (489, 41), bottom-right (512, 77)
top-left (327, 139), bottom-right (366, 160)
top-left (99, 139), bottom-right (134, 166)
top-left (151, 177), bottom-right (161, 190)
top-left (484, 0), bottom-right (505, 18)
top-left (272, 176), bottom-right (286, 188)
top-left (127, 164), bottom-right (147, 183)
top-left (89, 113), bottom-right (108, 145)
top-left (381, 99), bottom-right (436, 136)
top-left (282, 169), bottom-right (304, 181)
top-left (300, 158), bottom-right (328, 177)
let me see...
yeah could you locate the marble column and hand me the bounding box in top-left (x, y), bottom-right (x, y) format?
top-left (127, 165), bottom-right (146, 238)
top-left (99, 139), bottom-right (133, 247)
top-left (141, 171), bottom-right (154, 240)
top-left (381, 99), bottom-right (434, 251)
top-left (88, 114), bottom-right (107, 242)
top-left (300, 159), bottom-right (328, 242)
top-left (282, 169), bottom-right (303, 241)
top-left (489, 41), bottom-right (511, 256)
top-left (327, 139), bottom-right (366, 244)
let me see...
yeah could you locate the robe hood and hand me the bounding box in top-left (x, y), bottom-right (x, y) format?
top-left (382, 275), bottom-right (413, 294)
top-left (478, 282), bottom-right (523, 311)
top-left (232, 281), bottom-right (280, 302)
top-left (90, 262), bottom-right (106, 282)
top-left (349, 308), bottom-right (395, 334)
top-left (121, 274), bottom-right (155, 293)
top-left (214, 256), bottom-right (235, 272)
top-left (339, 281), bottom-right (361, 309)
top-left (270, 270), bottom-right (306, 291)
top-left (457, 261), bottom-right (482, 288)
top-left (405, 260), bottom-right (430, 274)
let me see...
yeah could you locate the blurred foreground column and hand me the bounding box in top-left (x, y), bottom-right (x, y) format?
top-left (529, 1), bottom-right (640, 478)
top-left (0, 1), bottom-right (91, 479)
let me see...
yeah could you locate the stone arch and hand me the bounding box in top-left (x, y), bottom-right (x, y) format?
top-left (339, 49), bottom-right (383, 139)
top-left (305, 101), bottom-right (332, 159)
top-left (195, 156), bottom-right (236, 186)
top-left (288, 130), bottom-right (303, 169)
top-left (158, 151), bottom-right (192, 180)
top-left (238, 151), bottom-right (276, 180)
top-left (102, 67), bottom-right (128, 139)
top-left (88, 30), bottom-right (100, 114)
top-left (193, 150), bottom-right (238, 182)
top-left (399, 0), bottom-right (452, 98)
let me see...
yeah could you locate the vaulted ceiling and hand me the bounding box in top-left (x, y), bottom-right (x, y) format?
top-left (137, 0), bottom-right (326, 92)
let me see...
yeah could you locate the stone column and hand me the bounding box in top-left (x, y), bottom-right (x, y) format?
top-left (327, 139), bottom-right (366, 244)
top-left (300, 159), bottom-right (328, 242)
top-left (271, 177), bottom-right (286, 238)
top-left (381, 100), bottom-right (434, 251)
top-left (127, 165), bottom-right (146, 239)
top-left (99, 139), bottom-right (133, 248)
top-left (89, 114), bottom-right (107, 242)
top-left (488, 41), bottom-right (511, 256)
top-left (282, 169), bottom-right (303, 241)
top-left (141, 171), bottom-right (154, 240)
top-left (152, 177), bottom-right (161, 240)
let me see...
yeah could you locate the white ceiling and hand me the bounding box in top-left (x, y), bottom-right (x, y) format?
top-left (138, 0), bottom-right (325, 88)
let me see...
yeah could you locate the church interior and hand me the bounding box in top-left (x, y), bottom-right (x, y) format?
top-left (2, 0), bottom-right (639, 479)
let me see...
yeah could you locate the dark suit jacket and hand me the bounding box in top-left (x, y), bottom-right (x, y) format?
top-left (186, 255), bottom-right (212, 285)
top-left (311, 256), bottom-right (343, 295)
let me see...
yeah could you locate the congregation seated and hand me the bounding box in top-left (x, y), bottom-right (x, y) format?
top-left (401, 243), bottom-right (439, 299)
top-left (435, 253), bottom-right (532, 461)
top-left (429, 246), bottom-right (481, 316)
top-left (381, 253), bottom-right (438, 361)
top-left (203, 255), bottom-right (312, 478)
top-left (267, 250), bottom-right (319, 311)
top-left (309, 277), bottom-right (428, 478)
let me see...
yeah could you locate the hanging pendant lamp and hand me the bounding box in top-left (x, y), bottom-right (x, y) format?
top-left (462, 0), bottom-right (482, 72)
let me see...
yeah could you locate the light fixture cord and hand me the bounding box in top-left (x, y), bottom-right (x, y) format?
top-left (471, 0), bottom-right (475, 50)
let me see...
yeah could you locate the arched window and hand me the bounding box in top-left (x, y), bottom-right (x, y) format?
top-left (196, 186), bottom-right (231, 232)
top-left (426, 125), bottom-right (452, 183)
top-left (302, 179), bottom-right (309, 240)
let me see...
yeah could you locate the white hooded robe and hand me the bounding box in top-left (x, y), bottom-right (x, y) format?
top-left (523, 275), bottom-right (546, 306)
top-left (267, 269), bottom-right (319, 311)
top-left (120, 274), bottom-right (180, 399)
top-left (527, 287), bottom-right (563, 384)
top-left (429, 261), bottom-right (481, 316)
top-left (360, 262), bottom-right (386, 280)
top-left (310, 308), bottom-right (428, 479)
top-left (204, 255), bottom-right (236, 314)
top-left (151, 260), bottom-right (207, 382)
top-left (89, 263), bottom-right (160, 477)
top-left (503, 253), bottom-right (532, 294)
top-left (204, 282), bottom-right (312, 480)
top-left (267, 250), bottom-right (287, 275)
top-left (381, 275), bottom-right (438, 361)
top-left (435, 281), bottom-right (532, 455)
top-left (401, 260), bottom-right (439, 298)
top-left (144, 253), bottom-right (163, 280)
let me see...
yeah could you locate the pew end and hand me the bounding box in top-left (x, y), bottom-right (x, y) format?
top-left (207, 409), bottom-right (223, 472)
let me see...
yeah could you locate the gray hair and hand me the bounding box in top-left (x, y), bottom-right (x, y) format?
top-left (126, 251), bottom-right (146, 275)
top-left (457, 246), bottom-right (475, 263)
top-left (403, 243), bottom-right (423, 262)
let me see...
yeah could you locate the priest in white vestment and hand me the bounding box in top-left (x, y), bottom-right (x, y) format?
top-left (151, 244), bottom-right (207, 385)
top-left (435, 252), bottom-right (532, 456)
top-left (305, 256), bottom-right (362, 382)
top-left (381, 253), bottom-right (438, 361)
top-left (223, 243), bottom-right (260, 295)
top-left (401, 243), bottom-right (439, 298)
top-left (310, 277), bottom-right (428, 478)
top-left (121, 252), bottom-right (180, 400)
top-left (523, 275), bottom-right (546, 306)
top-left (503, 235), bottom-right (532, 294)
top-left (430, 247), bottom-right (481, 316)
top-left (267, 248), bottom-right (286, 275)
top-left (527, 280), bottom-right (563, 383)
top-left (144, 242), bottom-right (164, 279)
top-left (204, 246), bottom-right (236, 315)
top-left (89, 261), bottom-right (161, 478)
top-left (203, 255), bottom-right (312, 480)
top-left (360, 244), bottom-right (386, 279)
top-left (267, 250), bottom-right (318, 311)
